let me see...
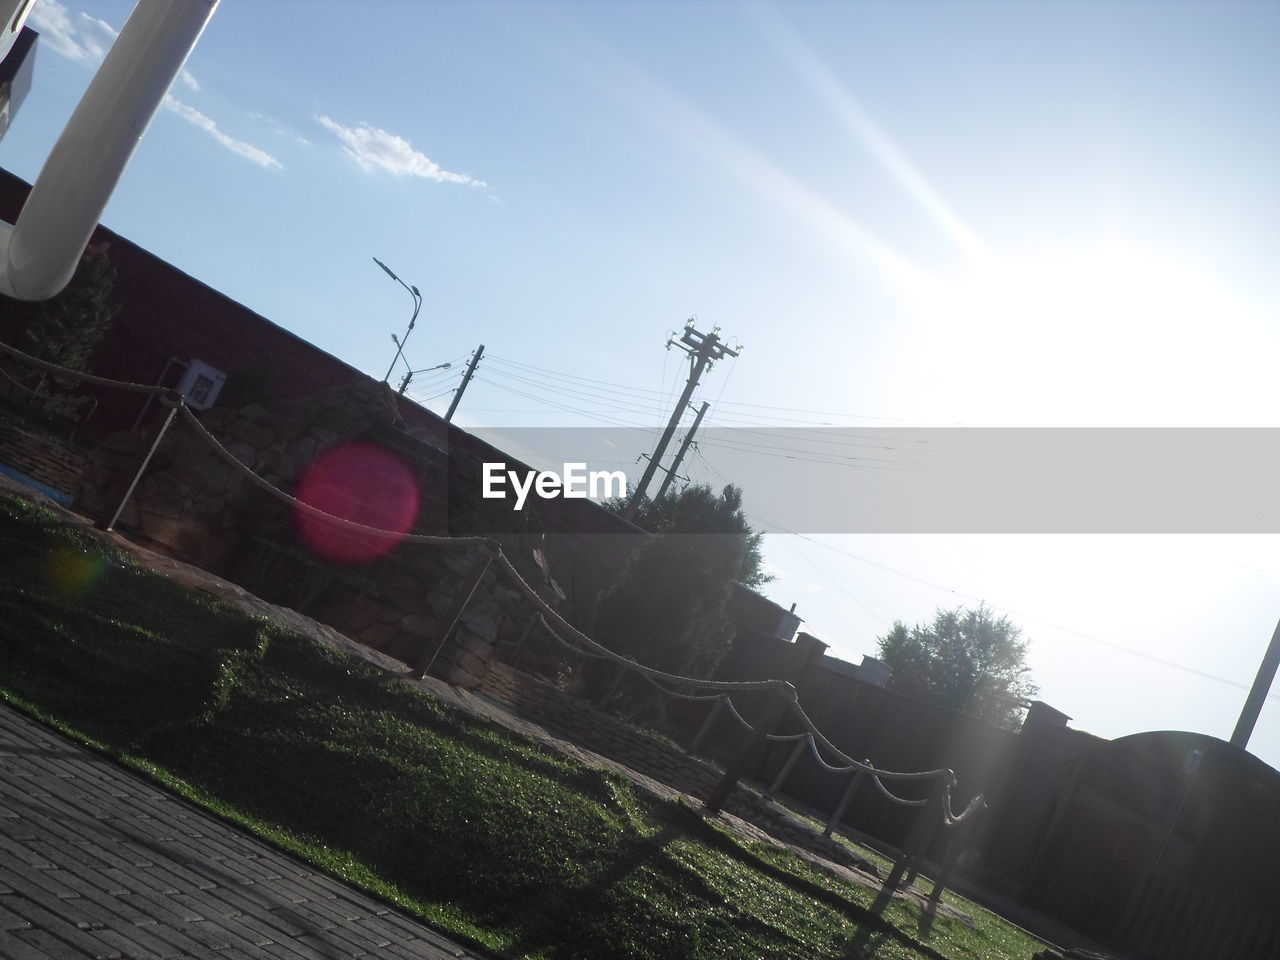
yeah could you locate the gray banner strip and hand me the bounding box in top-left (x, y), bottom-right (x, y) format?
top-left (473, 427), bottom-right (1280, 533)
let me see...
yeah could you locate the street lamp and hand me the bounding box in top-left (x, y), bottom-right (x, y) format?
top-left (398, 361), bottom-right (451, 396)
top-left (373, 256), bottom-right (422, 382)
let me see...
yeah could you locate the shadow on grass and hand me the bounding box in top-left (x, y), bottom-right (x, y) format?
top-left (0, 496), bottom-right (988, 960)
top-left (668, 805), bottom-right (951, 960)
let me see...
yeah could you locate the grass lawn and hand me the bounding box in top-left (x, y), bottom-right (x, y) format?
top-left (0, 492), bottom-right (1047, 960)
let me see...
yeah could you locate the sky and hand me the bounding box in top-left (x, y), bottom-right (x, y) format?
top-left (3, 1), bottom-right (1278, 767)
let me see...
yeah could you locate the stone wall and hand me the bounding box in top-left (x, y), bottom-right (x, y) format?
top-left (75, 376), bottom-right (567, 691)
top-left (0, 407), bottom-right (86, 503)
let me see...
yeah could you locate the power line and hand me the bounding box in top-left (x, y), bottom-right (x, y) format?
top-left (418, 387), bottom-right (460, 403)
top-left (658, 331), bottom-right (679, 425)
top-left (692, 435), bottom-right (928, 473)
top-left (403, 368), bottom-right (461, 392)
top-left (695, 451), bottom-right (895, 625)
top-left (483, 352), bottom-right (922, 426)
top-left (713, 397), bottom-right (931, 424)
top-left (480, 365), bottom-right (669, 418)
top-left (485, 354), bottom-right (673, 402)
top-left (472, 375), bottom-right (658, 430)
top-left (692, 448), bottom-right (1278, 701)
top-left (700, 346), bottom-right (740, 429)
top-left (720, 425), bottom-right (929, 450)
top-left (788, 534), bottom-right (1280, 700)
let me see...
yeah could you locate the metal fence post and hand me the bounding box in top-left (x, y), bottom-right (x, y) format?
top-left (824, 769), bottom-right (866, 838)
top-left (100, 390), bottom-right (182, 532)
top-left (685, 696), bottom-right (725, 756)
top-left (413, 545), bottom-right (497, 679)
top-left (508, 612), bottom-right (541, 669)
top-left (765, 736), bottom-right (809, 800)
top-left (924, 809), bottom-right (981, 921)
top-left (704, 684), bottom-right (794, 814)
top-left (882, 784), bottom-right (944, 892)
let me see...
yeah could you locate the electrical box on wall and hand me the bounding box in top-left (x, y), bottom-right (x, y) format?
top-left (176, 358), bottom-right (225, 410)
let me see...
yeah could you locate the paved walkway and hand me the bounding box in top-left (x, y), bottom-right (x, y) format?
top-left (0, 705), bottom-right (489, 960)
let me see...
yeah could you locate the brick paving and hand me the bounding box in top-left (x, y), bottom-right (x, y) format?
top-left (0, 705), bottom-right (490, 960)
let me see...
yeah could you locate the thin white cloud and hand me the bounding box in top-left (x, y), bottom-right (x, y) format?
top-left (251, 112), bottom-right (311, 147)
top-left (163, 95), bottom-right (283, 170)
top-left (29, 2), bottom-right (278, 170)
top-left (28, 0), bottom-right (110, 63)
top-left (316, 115), bottom-right (486, 187)
top-left (73, 12), bottom-right (116, 63)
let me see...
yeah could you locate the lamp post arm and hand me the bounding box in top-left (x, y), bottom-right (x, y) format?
top-left (375, 257), bottom-right (423, 381)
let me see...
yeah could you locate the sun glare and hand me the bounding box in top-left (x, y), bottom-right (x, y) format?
top-left (902, 238), bottom-right (1275, 425)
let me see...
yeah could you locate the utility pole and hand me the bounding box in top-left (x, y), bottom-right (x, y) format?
top-left (625, 323), bottom-right (737, 519)
top-left (444, 344), bottom-right (484, 423)
top-left (1230, 616), bottom-right (1280, 750)
top-left (653, 400), bottom-right (709, 503)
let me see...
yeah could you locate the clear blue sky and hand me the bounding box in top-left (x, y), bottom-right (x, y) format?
top-left (4, 1), bottom-right (1278, 766)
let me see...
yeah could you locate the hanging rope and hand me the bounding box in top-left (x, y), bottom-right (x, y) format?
top-left (787, 696), bottom-right (953, 783)
top-left (0, 339), bottom-right (167, 395)
top-left (177, 405), bottom-right (489, 550)
top-left (0, 341), bottom-right (985, 822)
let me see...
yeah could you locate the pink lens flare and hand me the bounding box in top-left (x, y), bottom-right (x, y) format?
top-left (294, 443), bottom-right (419, 564)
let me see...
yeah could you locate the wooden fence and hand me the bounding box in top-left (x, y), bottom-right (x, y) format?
top-left (1119, 873), bottom-right (1280, 960)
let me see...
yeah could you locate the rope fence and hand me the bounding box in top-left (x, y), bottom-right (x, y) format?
top-left (0, 340), bottom-right (987, 902)
top-left (0, 339), bottom-right (167, 395)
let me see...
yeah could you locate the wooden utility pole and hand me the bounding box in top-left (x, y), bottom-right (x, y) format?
top-left (653, 400), bottom-right (709, 503)
top-left (626, 324), bottom-right (737, 519)
top-left (444, 344), bottom-right (484, 423)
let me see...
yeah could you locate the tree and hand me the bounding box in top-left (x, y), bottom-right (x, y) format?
top-left (8, 242), bottom-right (119, 422)
top-left (587, 483), bottom-right (769, 715)
top-left (877, 604), bottom-right (1038, 728)
top-left (609, 482), bottom-right (772, 589)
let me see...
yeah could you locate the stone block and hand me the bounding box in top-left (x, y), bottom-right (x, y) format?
top-left (358, 621), bottom-right (401, 651)
top-left (374, 603), bottom-right (405, 624)
top-left (288, 435), bottom-right (318, 470)
top-left (459, 597), bottom-right (503, 640)
top-left (442, 661), bottom-right (485, 690)
top-left (424, 586), bottom-right (453, 611)
top-left (441, 549), bottom-right (480, 576)
top-left (225, 418), bottom-right (276, 451)
top-left (308, 427), bottom-right (340, 450)
top-left (259, 447), bottom-right (294, 483)
top-left (458, 650), bottom-right (489, 677)
top-left (313, 597), bottom-right (378, 637)
top-left (400, 613), bottom-right (436, 637)
top-left (143, 492), bottom-right (186, 521)
top-left (456, 630), bottom-right (495, 657)
top-left (380, 572), bottom-right (425, 597)
top-left (497, 616), bottom-right (518, 643)
top-left (201, 408), bottom-right (236, 432)
top-left (313, 403), bottom-right (367, 434)
top-left (223, 440), bottom-right (258, 473)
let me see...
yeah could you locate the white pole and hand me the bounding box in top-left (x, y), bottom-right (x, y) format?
top-left (0, 0), bottom-right (219, 301)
